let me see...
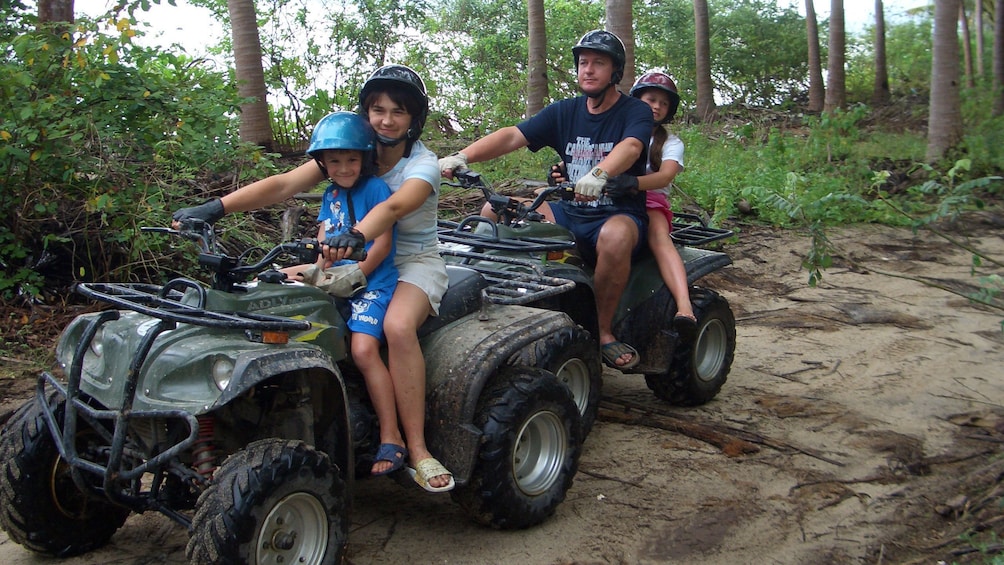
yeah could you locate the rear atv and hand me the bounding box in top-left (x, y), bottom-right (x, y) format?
top-left (437, 169), bottom-right (737, 414)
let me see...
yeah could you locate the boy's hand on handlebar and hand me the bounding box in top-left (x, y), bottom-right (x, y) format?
top-left (172, 198), bottom-right (224, 228)
top-left (603, 174), bottom-right (639, 198)
top-left (574, 166), bottom-right (607, 199)
top-left (439, 152), bottom-right (468, 178)
top-left (323, 227), bottom-right (366, 261)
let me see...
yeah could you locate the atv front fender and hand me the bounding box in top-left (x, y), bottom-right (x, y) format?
top-left (420, 306), bottom-right (579, 484)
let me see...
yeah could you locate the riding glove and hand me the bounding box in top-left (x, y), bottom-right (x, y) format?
top-left (574, 166), bottom-right (608, 198)
top-left (172, 199), bottom-right (225, 225)
top-left (438, 152), bottom-right (468, 176)
top-left (603, 174), bottom-right (640, 198)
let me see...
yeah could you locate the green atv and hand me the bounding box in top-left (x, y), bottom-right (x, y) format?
top-left (0, 218), bottom-right (589, 563)
top-left (435, 169), bottom-right (737, 431)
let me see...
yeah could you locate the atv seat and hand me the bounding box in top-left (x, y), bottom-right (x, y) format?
top-left (417, 265), bottom-right (488, 338)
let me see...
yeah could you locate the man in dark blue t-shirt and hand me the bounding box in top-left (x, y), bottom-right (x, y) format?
top-left (440, 29), bottom-right (654, 371)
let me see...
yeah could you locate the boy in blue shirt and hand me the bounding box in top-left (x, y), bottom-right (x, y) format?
top-left (283, 111), bottom-right (405, 477)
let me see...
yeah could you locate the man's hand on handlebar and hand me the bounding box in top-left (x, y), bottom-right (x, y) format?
top-left (439, 152), bottom-right (468, 179)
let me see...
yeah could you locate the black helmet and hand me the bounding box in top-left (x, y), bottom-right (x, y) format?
top-left (358, 64), bottom-right (429, 148)
top-left (630, 71), bottom-right (681, 124)
top-left (572, 30), bottom-right (627, 85)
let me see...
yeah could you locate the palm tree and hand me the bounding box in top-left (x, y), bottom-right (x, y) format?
top-left (927, 0), bottom-right (964, 161)
top-left (606, 0), bottom-right (635, 91)
top-left (960, 1), bottom-right (975, 87)
top-left (824, 0), bottom-right (846, 112)
top-left (526, 0), bottom-right (548, 116)
top-left (526, 0), bottom-right (548, 117)
top-left (228, 0), bottom-right (274, 150)
top-left (994, 0), bottom-right (1004, 115)
top-left (805, 0), bottom-right (825, 111)
top-left (873, 0), bottom-right (891, 105)
top-left (694, 0), bottom-right (716, 121)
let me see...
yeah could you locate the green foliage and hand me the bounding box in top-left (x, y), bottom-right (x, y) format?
top-left (425, 0), bottom-right (601, 132)
top-left (846, 18), bottom-right (933, 103)
top-left (0, 15), bottom-right (275, 303)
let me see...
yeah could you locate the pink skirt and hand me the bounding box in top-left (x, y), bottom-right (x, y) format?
top-left (646, 191), bottom-right (674, 231)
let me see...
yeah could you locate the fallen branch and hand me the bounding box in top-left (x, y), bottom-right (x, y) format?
top-left (599, 396), bottom-right (845, 466)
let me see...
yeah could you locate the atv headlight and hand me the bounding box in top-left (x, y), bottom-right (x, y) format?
top-left (89, 326), bottom-right (104, 358)
top-left (211, 357), bottom-right (235, 391)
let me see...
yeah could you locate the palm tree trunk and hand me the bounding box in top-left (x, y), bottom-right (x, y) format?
top-left (994, 0), bottom-right (1004, 115)
top-left (694, 0), bottom-right (717, 121)
top-left (526, 0), bottom-right (547, 117)
top-left (606, 0), bottom-right (635, 91)
top-left (228, 0), bottom-right (274, 150)
top-left (927, 0), bottom-right (964, 161)
top-left (960, 2), bottom-right (975, 88)
top-left (526, 0), bottom-right (548, 117)
top-left (872, 0), bottom-right (890, 105)
top-left (806, 0), bottom-right (825, 112)
top-left (823, 0), bottom-right (846, 112)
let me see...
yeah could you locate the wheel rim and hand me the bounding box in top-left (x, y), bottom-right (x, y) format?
top-left (256, 492), bottom-right (329, 564)
top-left (512, 410), bottom-right (566, 496)
top-left (50, 456), bottom-right (92, 519)
top-left (555, 358), bottom-right (591, 417)
top-left (693, 318), bottom-right (727, 383)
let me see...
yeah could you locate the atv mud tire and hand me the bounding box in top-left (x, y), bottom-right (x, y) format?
top-left (187, 438), bottom-right (347, 564)
top-left (645, 287), bottom-right (735, 406)
top-left (510, 326), bottom-right (601, 436)
top-left (452, 366), bottom-right (582, 529)
top-left (0, 397), bottom-right (130, 557)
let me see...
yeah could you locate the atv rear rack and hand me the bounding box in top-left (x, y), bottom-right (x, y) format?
top-left (670, 213), bottom-right (734, 246)
top-left (75, 279), bottom-right (311, 332)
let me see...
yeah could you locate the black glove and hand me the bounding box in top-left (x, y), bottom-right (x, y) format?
top-left (172, 198), bottom-right (225, 225)
top-left (546, 162), bottom-right (567, 186)
top-left (324, 227), bottom-right (366, 253)
top-left (603, 174), bottom-right (639, 198)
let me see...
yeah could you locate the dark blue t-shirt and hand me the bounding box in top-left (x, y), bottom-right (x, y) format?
top-left (517, 93), bottom-right (653, 222)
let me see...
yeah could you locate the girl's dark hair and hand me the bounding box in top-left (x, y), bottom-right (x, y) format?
top-left (649, 125), bottom-right (667, 172)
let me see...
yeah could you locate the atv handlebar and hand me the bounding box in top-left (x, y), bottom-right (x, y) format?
top-left (144, 221), bottom-right (365, 291)
top-left (442, 168), bottom-right (574, 226)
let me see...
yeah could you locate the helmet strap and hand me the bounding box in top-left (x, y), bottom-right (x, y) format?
top-left (586, 83), bottom-right (614, 110)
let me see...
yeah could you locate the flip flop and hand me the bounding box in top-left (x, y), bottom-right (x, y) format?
top-left (371, 443), bottom-right (408, 476)
top-left (601, 340), bottom-right (640, 371)
top-left (406, 457), bottom-right (455, 493)
top-left (674, 314), bottom-right (698, 342)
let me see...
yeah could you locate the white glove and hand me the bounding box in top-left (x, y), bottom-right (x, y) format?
top-left (574, 166), bottom-right (608, 198)
top-left (438, 152), bottom-right (468, 176)
top-left (314, 263), bottom-right (367, 298)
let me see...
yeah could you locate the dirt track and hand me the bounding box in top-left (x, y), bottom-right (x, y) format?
top-left (1, 218), bottom-right (1003, 564)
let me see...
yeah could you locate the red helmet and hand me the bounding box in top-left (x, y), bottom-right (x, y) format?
top-left (629, 72), bottom-right (681, 123)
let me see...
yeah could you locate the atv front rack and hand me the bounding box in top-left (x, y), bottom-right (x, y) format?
top-left (437, 217), bottom-right (576, 253)
top-left (75, 278), bottom-right (311, 331)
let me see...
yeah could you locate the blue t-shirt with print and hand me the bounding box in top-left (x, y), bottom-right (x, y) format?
top-left (318, 176), bottom-right (397, 293)
top-left (517, 93), bottom-right (653, 222)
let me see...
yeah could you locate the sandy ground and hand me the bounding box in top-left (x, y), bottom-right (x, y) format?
top-left (1, 217), bottom-right (1002, 564)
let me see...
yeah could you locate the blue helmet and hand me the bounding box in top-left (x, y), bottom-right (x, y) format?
top-left (307, 111), bottom-right (378, 177)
